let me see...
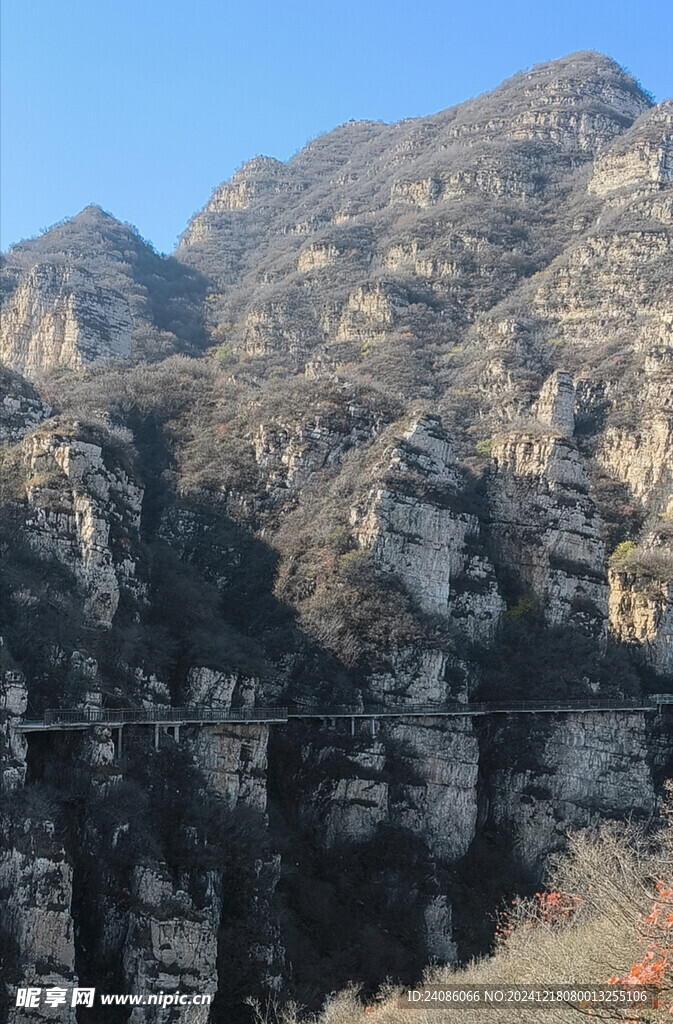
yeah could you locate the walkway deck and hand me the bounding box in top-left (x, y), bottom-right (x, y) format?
top-left (15, 695), bottom-right (673, 733)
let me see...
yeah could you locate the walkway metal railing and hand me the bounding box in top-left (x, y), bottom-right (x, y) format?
top-left (41, 706), bottom-right (289, 726)
top-left (287, 697), bottom-right (656, 718)
top-left (12, 694), bottom-right (667, 732)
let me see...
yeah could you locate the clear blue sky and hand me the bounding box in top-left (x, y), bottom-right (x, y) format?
top-left (2, 0), bottom-right (672, 255)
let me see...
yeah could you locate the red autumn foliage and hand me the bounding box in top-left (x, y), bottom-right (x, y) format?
top-left (608, 878), bottom-right (673, 1011)
top-left (495, 890), bottom-right (582, 946)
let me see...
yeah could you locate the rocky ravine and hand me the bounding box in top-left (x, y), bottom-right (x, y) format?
top-left (2, 51), bottom-right (673, 1023)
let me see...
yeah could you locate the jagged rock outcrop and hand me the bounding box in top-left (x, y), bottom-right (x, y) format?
top-left (21, 425), bottom-right (144, 624)
top-left (0, 205), bottom-right (208, 372)
top-left (0, 263), bottom-right (131, 378)
top-left (0, 819), bottom-right (77, 1023)
top-left (0, 369), bottom-right (51, 443)
top-left (524, 229), bottom-right (673, 355)
top-left (184, 157), bottom-right (303, 245)
top-left (485, 711), bottom-right (661, 871)
top-left (351, 415), bottom-right (503, 640)
top-left (123, 866), bottom-right (219, 1023)
top-left (609, 568), bottom-right (673, 675)
top-left (596, 365), bottom-right (673, 509)
top-left (535, 370), bottom-right (575, 437)
top-left (489, 434), bottom-right (608, 637)
top-left (336, 283), bottom-right (407, 344)
top-left (253, 398), bottom-right (380, 501)
top-left (589, 102), bottom-right (673, 197)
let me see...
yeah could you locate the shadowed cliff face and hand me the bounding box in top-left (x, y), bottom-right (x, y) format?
top-left (2, 50), bottom-right (673, 1023)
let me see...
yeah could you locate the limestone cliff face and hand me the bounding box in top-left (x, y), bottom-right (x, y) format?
top-left (351, 416), bottom-right (503, 642)
top-left (589, 102), bottom-right (673, 197)
top-left (295, 718), bottom-right (479, 864)
top-left (0, 263), bottom-right (131, 379)
top-left (485, 711), bottom-right (662, 872)
top-left (528, 229), bottom-right (673, 352)
top-left (183, 157), bottom-right (304, 245)
top-left (122, 867), bottom-right (219, 1024)
top-left (609, 568), bottom-right (673, 675)
top-left (0, 370), bottom-right (51, 444)
top-left (0, 205), bottom-right (208, 373)
top-left (489, 433), bottom-right (608, 637)
top-left (253, 398), bottom-right (380, 503)
top-left (186, 723), bottom-right (269, 812)
top-left (0, 661), bottom-right (28, 792)
top-left (534, 371), bottom-right (575, 437)
top-left (184, 664), bottom-right (268, 810)
top-left (21, 424), bottom-right (144, 625)
top-left (336, 283), bottom-right (407, 344)
top-left (385, 718), bottom-right (479, 864)
top-left (596, 363), bottom-right (673, 510)
top-left (0, 818), bottom-right (77, 1023)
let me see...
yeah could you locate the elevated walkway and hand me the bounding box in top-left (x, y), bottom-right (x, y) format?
top-left (16, 695), bottom-right (673, 733)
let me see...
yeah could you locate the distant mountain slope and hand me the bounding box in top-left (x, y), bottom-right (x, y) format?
top-left (174, 52), bottom-right (652, 376)
top-left (0, 205), bottom-right (209, 375)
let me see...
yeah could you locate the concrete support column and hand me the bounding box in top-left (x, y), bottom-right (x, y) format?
top-left (370, 718), bottom-right (376, 738)
top-left (117, 726), bottom-right (123, 758)
top-left (174, 724), bottom-right (180, 743)
top-left (154, 724), bottom-right (160, 750)
top-left (351, 717), bottom-right (355, 737)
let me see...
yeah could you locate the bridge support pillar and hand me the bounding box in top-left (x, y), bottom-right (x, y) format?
top-left (370, 718), bottom-right (376, 739)
top-left (117, 726), bottom-right (123, 758)
top-left (154, 724), bottom-right (160, 751)
top-left (351, 717), bottom-right (355, 737)
top-left (174, 724), bottom-right (180, 743)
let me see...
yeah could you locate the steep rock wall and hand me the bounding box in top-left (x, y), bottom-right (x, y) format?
top-left (21, 426), bottom-right (144, 625)
top-left (0, 264), bottom-right (131, 379)
top-left (488, 433), bottom-right (608, 638)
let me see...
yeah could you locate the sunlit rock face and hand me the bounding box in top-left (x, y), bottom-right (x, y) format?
top-left (488, 433), bottom-right (608, 638)
top-left (609, 569), bottom-right (673, 676)
top-left (589, 102), bottom-right (673, 197)
top-left (21, 425), bottom-right (144, 625)
top-left (0, 369), bottom-right (52, 443)
top-left (0, 263), bottom-right (131, 378)
top-left (535, 370), bottom-right (575, 437)
top-left (351, 415), bottom-right (503, 640)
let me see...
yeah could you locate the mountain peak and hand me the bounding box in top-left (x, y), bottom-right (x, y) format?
top-left (71, 203), bottom-right (122, 225)
top-left (483, 50), bottom-right (653, 120)
top-left (233, 156), bottom-right (287, 181)
top-left (514, 50), bottom-right (647, 91)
